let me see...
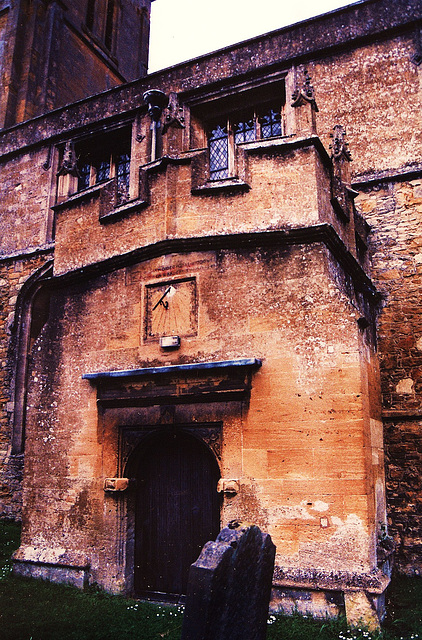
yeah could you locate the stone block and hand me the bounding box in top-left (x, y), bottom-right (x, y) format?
top-left (344, 590), bottom-right (380, 632)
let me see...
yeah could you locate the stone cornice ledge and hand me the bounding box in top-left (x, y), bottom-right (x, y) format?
top-left (0, 242), bottom-right (54, 264)
top-left (352, 164), bottom-right (422, 188)
top-left (53, 181), bottom-right (109, 211)
top-left (191, 178), bottom-right (250, 196)
top-left (243, 134), bottom-right (331, 169)
top-left (382, 408), bottom-right (422, 420)
top-left (51, 224), bottom-right (378, 299)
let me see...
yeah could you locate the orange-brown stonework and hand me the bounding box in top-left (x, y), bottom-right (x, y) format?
top-left (0, 0), bottom-right (152, 128)
top-left (0, 252), bottom-right (53, 517)
top-left (0, 0), bottom-right (421, 628)
top-left (356, 178), bottom-right (422, 576)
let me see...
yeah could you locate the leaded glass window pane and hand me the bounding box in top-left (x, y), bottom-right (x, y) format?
top-left (209, 124), bottom-right (229, 180)
top-left (96, 159), bottom-right (110, 183)
top-left (260, 108), bottom-right (282, 138)
top-left (73, 126), bottom-right (131, 195)
top-left (78, 163), bottom-right (91, 191)
top-left (234, 117), bottom-right (255, 144)
top-left (116, 152), bottom-right (130, 204)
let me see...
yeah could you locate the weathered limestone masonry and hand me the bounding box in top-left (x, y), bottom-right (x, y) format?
top-left (0, 0), bottom-right (152, 128)
top-left (0, 0), bottom-right (153, 514)
top-left (356, 179), bottom-right (422, 576)
top-left (0, 251), bottom-right (53, 518)
top-left (310, 3), bottom-right (422, 575)
top-left (0, 0), bottom-right (420, 630)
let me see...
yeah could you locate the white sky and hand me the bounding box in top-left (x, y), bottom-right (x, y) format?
top-left (148, 0), bottom-right (358, 72)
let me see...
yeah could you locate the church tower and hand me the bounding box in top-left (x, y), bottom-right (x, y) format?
top-left (0, 0), bottom-right (153, 128)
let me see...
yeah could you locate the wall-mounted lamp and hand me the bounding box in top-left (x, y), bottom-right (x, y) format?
top-left (143, 89), bottom-right (168, 161)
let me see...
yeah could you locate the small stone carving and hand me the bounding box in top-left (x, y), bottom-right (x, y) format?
top-left (197, 427), bottom-right (222, 459)
top-left (135, 111), bottom-right (146, 142)
top-left (216, 478), bottom-right (239, 495)
top-left (163, 91), bottom-right (185, 133)
top-left (291, 69), bottom-right (319, 112)
top-left (181, 521), bottom-right (276, 640)
top-left (330, 124), bottom-right (352, 161)
top-left (57, 141), bottom-right (79, 177)
top-left (42, 144), bottom-right (53, 170)
top-left (103, 478), bottom-right (129, 492)
top-left (329, 124), bottom-right (354, 220)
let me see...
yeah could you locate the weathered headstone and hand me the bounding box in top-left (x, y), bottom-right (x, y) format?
top-left (181, 521), bottom-right (276, 640)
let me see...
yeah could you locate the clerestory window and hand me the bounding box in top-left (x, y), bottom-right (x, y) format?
top-left (209, 103), bottom-right (284, 181)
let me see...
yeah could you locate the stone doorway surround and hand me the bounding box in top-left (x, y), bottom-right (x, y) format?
top-left (83, 358), bottom-right (262, 596)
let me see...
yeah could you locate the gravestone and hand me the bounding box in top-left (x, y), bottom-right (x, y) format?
top-left (181, 520), bottom-right (276, 640)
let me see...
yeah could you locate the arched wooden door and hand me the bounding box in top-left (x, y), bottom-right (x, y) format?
top-left (134, 430), bottom-right (221, 597)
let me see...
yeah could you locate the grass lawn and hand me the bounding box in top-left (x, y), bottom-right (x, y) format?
top-left (1, 521), bottom-right (421, 640)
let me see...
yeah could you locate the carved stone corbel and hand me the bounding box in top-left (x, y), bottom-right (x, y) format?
top-left (217, 479), bottom-right (240, 495)
top-left (162, 92), bottom-right (185, 133)
top-left (42, 144), bottom-right (53, 171)
top-left (330, 123), bottom-right (352, 162)
top-left (104, 478), bottom-right (129, 492)
top-left (291, 69), bottom-right (319, 111)
top-left (135, 111), bottom-right (146, 142)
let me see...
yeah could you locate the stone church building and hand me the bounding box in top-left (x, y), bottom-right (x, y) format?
top-left (0, 0), bottom-right (421, 629)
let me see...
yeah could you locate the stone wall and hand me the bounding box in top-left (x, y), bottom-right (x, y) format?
top-left (356, 178), bottom-right (422, 574)
top-left (384, 419), bottom-right (422, 576)
top-left (16, 242), bottom-right (382, 594)
top-left (0, 149), bottom-right (55, 256)
top-left (0, 0), bottom-right (152, 128)
top-left (0, 0), bottom-right (420, 601)
top-left (0, 251), bottom-right (53, 518)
